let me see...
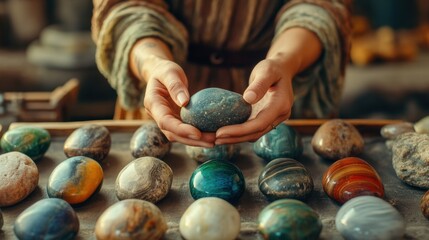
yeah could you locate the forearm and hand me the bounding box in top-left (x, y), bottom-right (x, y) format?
top-left (129, 37), bottom-right (174, 83)
top-left (267, 27), bottom-right (322, 77)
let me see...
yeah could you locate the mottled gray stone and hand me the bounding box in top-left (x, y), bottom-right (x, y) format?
top-left (380, 122), bottom-right (415, 139)
top-left (392, 132), bottom-right (429, 189)
top-left (130, 122), bottom-right (171, 159)
top-left (185, 144), bottom-right (239, 163)
top-left (415, 116), bottom-right (429, 134)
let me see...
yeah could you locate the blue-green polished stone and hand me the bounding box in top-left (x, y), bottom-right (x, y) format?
top-left (0, 126), bottom-right (51, 161)
top-left (189, 160), bottom-right (245, 203)
top-left (185, 144), bottom-right (240, 163)
top-left (253, 123), bottom-right (303, 162)
top-left (180, 88), bottom-right (251, 132)
top-left (258, 199), bottom-right (322, 240)
top-left (14, 198), bottom-right (79, 240)
top-left (258, 158), bottom-right (314, 201)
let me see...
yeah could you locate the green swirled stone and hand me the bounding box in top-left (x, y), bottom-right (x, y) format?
top-left (1, 126), bottom-right (51, 162)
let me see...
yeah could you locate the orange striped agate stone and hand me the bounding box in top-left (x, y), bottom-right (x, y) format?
top-left (322, 157), bottom-right (384, 204)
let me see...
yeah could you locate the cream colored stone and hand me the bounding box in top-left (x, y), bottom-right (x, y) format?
top-left (415, 116), bottom-right (429, 134)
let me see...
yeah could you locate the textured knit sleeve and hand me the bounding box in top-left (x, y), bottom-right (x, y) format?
top-left (275, 0), bottom-right (351, 118)
top-left (92, 0), bottom-right (189, 110)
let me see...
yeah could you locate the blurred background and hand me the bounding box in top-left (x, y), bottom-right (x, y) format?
top-left (0, 0), bottom-right (428, 125)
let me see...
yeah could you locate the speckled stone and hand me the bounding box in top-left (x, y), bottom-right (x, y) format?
top-left (392, 132), bottom-right (429, 189)
top-left (258, 158), bottom-right (314, 201)
top-left (253, 123), bottom-right (303, 162)
top-left (95, 199), bottom-right (167, 240)
top-left (14, 198), bottom-right (79, 240)
top-left (311, 119), bottom-right (364, 161)
top-left (47, 156), bottom-right (103, 205)
top-left (116, 156), bottom-right (173, 203)
top-left (336, 196), bottom-right (405, 240)
top-left (64, 124), bottom-right (111, 162)
top-left (180, 197), bottom-right (241, 240)
top-left (180, 88), bottom-right (251, 132)
top-left (415, 116), bottom-right (429, 134)
top-left (130, 122), bottom-right (171, 159)
top-left (0, 152), bottom-right (39, 207)
top-left (189, 160), bottom-right (245, 203)
top-left (420, 190), bottom-right (429, 219)
top-left (258, 199), bottom-right (322, 240)
top-left (185, 144), bottom-right (240, 163)
top-left (0, 126), bottom-right (51, 162)
top-left (380, 122), bottom-right (415, 139)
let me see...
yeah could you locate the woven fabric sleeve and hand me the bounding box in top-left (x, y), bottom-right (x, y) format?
top-left (93, 1), bottom-right (188, 110)
top-left (274, 1), bottom-right (351, 118)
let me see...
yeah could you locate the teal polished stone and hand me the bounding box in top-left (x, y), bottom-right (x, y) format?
top-left (185, 144), bottom-right (240, 163)
top-left (14, 198), bottom-right (79, 240)
top-left (259, 158), bottom-right (314, 201)
top-left (189, 160), bottom-right (245, 203)
top-left (130, 122), bottom-right (171, 159)
top-left (0, 126), bottom-right (51, 162)
top-left (180, 88), bottom-right (251, 132)
top-left (253, 123), bottom-right (303, 161)
top-left (258, 199), bottom-right (322, 240)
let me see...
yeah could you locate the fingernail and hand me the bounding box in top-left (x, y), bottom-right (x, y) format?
top-left (188, 134), bottom-right (200, 140)
top-left (177, 91), bottom-right (187, 106)
top-left (243, 91), bottom-right (257, 104)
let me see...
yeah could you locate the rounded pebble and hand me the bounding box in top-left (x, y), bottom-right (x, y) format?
top-left (380, 122), bottom-right (415, 139)
top-left (130, 122), bottom-right (171, 159)
top-left (185, 144), bottom-right (239, 163)
top-left (421, 190), bottom-right (429, 219)
top-left (95, 199), bottom-right (167, 240)
top-left (415, 115), bottom-right (429, 134)
top-left (180, 197), bottom-right (240, 240)
top-left (0, 152), bottom-right (39, 207)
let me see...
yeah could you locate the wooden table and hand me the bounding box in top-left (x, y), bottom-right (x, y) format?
top-left (1, 119), bottom-right (428, 240)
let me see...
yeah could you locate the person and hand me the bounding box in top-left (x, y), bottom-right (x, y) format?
top-left (92, 0), bottom-right (351, 148)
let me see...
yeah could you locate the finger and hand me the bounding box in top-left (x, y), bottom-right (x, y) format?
top-left (163, 130), bottom-right (215, 148)
top-left (243, 63), bottom-right (279, 104)
top-left (159, 66), bottom-right (190, 107)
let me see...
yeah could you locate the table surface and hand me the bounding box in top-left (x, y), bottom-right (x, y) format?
top-left (1, 120), bottom-right (429, 240)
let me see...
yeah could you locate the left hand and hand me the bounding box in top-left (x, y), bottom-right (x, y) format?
top-left (215, 57), bottom-right (294, 145)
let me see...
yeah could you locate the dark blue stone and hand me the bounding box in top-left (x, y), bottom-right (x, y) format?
top-left (189, 160), bottom-right (245, 203)
top-left (180, 88), bottom-right (251, 132)
top-left (14, 198), bottom-right (79, 240)
top-left (253, 123), bottom-right (303, 161)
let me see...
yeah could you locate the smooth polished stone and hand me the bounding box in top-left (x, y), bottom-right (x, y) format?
top-left (185, 144), bottom-right (240, 163)
top-left (179, 197), bottom-right (240, 240)
top-left (95, 199), bottom-right (167, 240)
top-left (311, 119), bottom-right (364, 161)
top-left (116, 156), bottom-right (173, 203)
top-left (380, 122), bottom-right (415, 139)
top-left (421, 190), bottom-right (429, 219)
top-left (130, 122), bottom-right (171, 159)
top-left (0, 126), bottom-right (51, 161)
top-left (64, 124), bottom-right (111, 162)
top-left (258, 199), bottom-right (322, 240)
top-left (415, 115), bottom-right (429, 134)
top-left (14, 198), bottom-right (79, 240)
top-left (336, 196), bottom-right (405, 240)
top-left (322, 157), bottom-right (384, 204)
top-left (189, 160), bottom-right (245, 203)
top-left (259, 158), bottom-right (314, 201)
top-left (0, 152), bottom-right (39, 207)
top-left (180, 88), bottom-right (251, 132)
top-left (47, 156), bottom-right (103, 204)
top-left (253, 123), bottom-right (303, 161)
top-left (392, 132), bottom-right (429, 188)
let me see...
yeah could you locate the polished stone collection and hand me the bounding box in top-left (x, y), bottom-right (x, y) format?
top-left (47, 156), bottom-right (103, 205)
top-left (258, 158), bottom-right (313, 201)
top-left (391, 132), bottom-right (429, 189)
top-left (253, 123), bottom-right (303, 161)
top-left (0, 152), bottom-right (39, 207)
top-left (0, 126), bottom-right (51, 162)
top-left (130, 122), bottom-right (171, 159)
top-left (95, 199), bottom-right (167, 240)
top-left (312, 119), bottom-right (364, 160)
top-left (185, 144), bottom-right (239, 163)
top-left (189, 160), bottom-right (245, 203)
top-left (322, 157), bottom-right (384, 204)
top-left (336, 196), bottom-right (405, 240)
top-left (115, 156), bottom-right (173, 203)
top-left (179, 197), bottom-right (240, 240)
top-left (258, 199), bottom-right (322, 240)
top-left (64, 124), bottom-right (111, 162)
top-left (180, 88), bottom-right (251, 132)
top-left (14, 198), bottom-right (79, 240)
top-left (421, 190), bottom-right (429, 219)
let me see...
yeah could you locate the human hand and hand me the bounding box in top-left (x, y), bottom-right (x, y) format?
top-left (215, 58), bottom-right (294, 145)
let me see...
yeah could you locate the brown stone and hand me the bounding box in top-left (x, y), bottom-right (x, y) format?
top-left (0, 152), bottom-right (39, 207)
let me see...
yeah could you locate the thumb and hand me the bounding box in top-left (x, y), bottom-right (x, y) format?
top-left (161, 66), bottom-right (190, 107)
top-left (243, 73), bottom-right (276, 104)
